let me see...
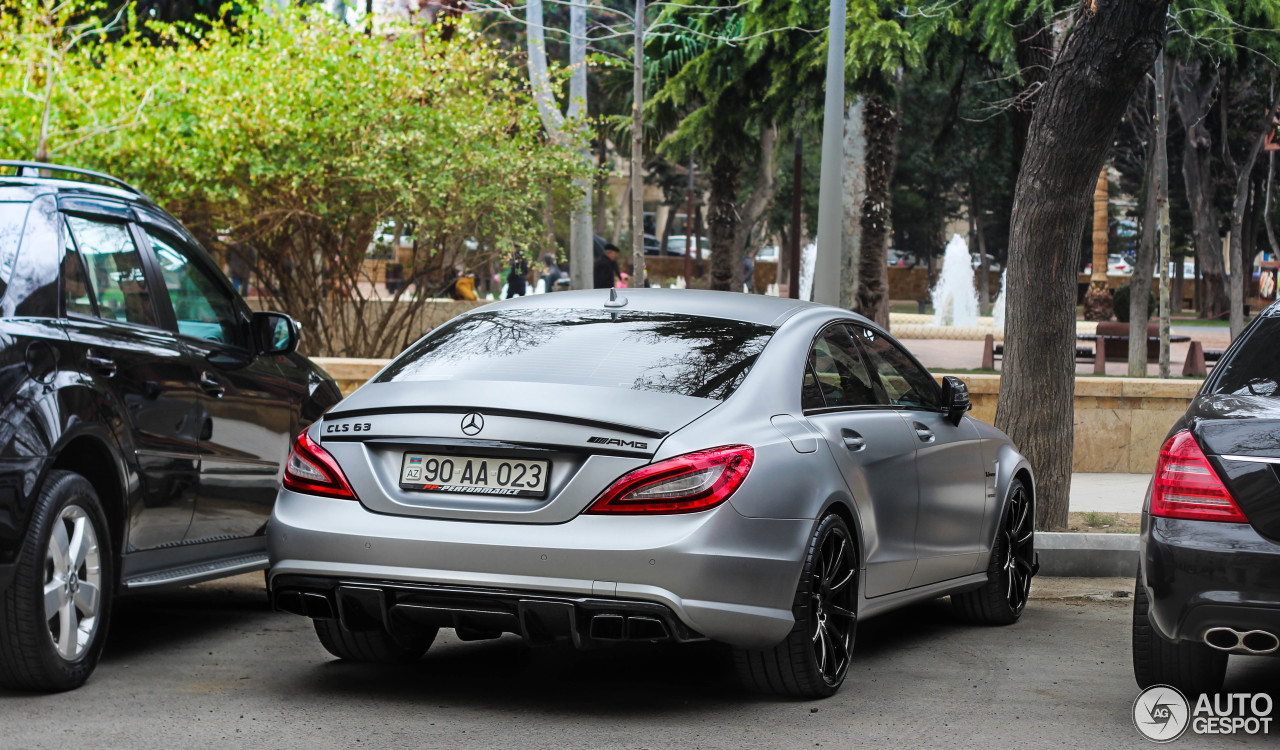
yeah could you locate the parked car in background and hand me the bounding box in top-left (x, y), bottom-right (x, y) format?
top-left (1133, 299), bottom-right (1280, 695)
top-left (0, 162), bottom-right (343, 692)
top-left (663, 235), bottom-right (709, 258)
top-left (268, 289), bottom-right (1036, 699)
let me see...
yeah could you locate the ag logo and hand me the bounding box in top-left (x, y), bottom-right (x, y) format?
top-left (460, 412), bottom-right (484, 436)
top-left (1134, 685), bottom-right (1191, 743)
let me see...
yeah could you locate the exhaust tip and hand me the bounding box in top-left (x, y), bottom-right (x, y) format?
top-left (1241, 630), bottom-right (1279, 655)
top-left (1204, 627), bottom-right (1239, 651)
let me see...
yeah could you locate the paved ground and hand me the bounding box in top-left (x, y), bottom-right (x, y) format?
top-left (3, 575), bottom-right (1275, 749)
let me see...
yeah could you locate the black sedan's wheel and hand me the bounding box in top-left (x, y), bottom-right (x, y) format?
top-left (1132, 569), bottom-right (1226, 695)
top-left (314, 619), bottom-right (436, 664)
top-left (953, 477), bottom-right (1034, 625)
top-left (0, 470), bottom-right (113, 692)
top-left (735, 513), bottom-right (857, 698)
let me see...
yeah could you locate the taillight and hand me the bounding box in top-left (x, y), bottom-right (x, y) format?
top-left (282, 429), bottom-right (358, 500)
top-left (586, 445), bottom-right (754, 514)
top-left (1151, 431), bottom-right (1248, 523)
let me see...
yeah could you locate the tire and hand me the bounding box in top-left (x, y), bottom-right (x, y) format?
top-left (734, 513), bottom-right (857, 699)
top-left (0, 470), bottom-right (113, 692)
top-left (952, 477), bottom-right (1034, 625)
top-left (1132, 569), bottom-right (1226, 695)
top-left (313, 619), bottom-right (436, 664)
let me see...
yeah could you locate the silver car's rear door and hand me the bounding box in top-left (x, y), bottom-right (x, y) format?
top-left (801, 325), bottom-right (919, 597)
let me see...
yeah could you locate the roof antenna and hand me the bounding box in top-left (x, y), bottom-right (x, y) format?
top-left (604, 287), bottom-right (628, 309)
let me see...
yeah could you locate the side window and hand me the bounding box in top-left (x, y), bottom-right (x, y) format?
top-left (62, 228), bottom-right (95, 317)
top-left (66, 215), bottom-right (158, 327)
top-left (146, 229), bottom-right (243, 348)
top-left (801, 363), bottom-right (826, 410)
top-left (854, 326), bottom-right (941, 409)
top-left (805, 326), bottom-right (881, 409)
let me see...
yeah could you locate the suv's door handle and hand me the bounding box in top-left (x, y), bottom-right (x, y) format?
top-left (912, 422), bottom-right (935, 443)
top-left (84, 350), bottom-right (116, 377)
top-left (840, 429), bottom-right (866, 451)
top-left (199, 371), bottom-right (225, 398)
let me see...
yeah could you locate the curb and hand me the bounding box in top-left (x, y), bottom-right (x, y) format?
top-left (1036, 532), bottom-right (1139, 577)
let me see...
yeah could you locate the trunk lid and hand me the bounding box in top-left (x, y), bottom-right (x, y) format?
top-left (317, 380), bottom-right (718, 523)
top-left (1191, 394), bottom-right (1280, 543)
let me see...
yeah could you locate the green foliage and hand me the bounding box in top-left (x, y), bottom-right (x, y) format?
top-left (0, 5), bottom-right (584, 356)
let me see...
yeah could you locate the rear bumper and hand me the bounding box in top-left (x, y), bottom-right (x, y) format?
top-left (271, 575), bottom-right (705, 647)
top-left (267, 489), bottom-right (814, 648)
top-left (1141, 515), bottom-right (1280, 645)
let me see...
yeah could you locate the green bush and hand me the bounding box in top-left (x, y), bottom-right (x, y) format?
top-left (1112, 283), bottom-right (1156, 323)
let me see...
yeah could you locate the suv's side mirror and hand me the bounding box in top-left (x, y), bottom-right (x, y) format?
top-left (940, 375), bottom-right (970, 426)
top-left (252, 311), bottom-right (298, 356)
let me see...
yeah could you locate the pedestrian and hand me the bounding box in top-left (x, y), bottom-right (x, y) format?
top-left (743, 254), bottom-right (755, 293)
top-left (541, 252), bottom-right (563, 293)
top-left (594, 245), bottom-right (621, 289)
top-left (506, 250), bottom-right (529, 298)
top-left (226, 245), bottom-right (254, 296)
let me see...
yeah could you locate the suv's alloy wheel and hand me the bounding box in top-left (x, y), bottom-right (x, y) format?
top-left (0, 471), bottom-right (113, 692)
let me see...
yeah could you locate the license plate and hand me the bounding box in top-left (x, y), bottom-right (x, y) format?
top-left (399, 453), bottom-right (550, 498)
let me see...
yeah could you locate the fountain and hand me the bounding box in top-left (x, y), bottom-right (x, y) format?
top-left (931, 234), bottom-right (980, 327)
top-left (991, 270), bottom-right (1007, 329)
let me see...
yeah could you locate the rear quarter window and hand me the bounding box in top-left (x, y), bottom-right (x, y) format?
top-left (0, 195), bottom-right (60, 317)
top-left (1208, 314), bottom-right (1280, 398)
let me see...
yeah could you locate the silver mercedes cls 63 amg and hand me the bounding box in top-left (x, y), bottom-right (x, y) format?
top-left (267, 289), bottom-right (1036, 697)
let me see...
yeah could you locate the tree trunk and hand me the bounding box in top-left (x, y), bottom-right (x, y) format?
top-left (1174, 62), bottom-right (1228, 320)
top-left (1010, 11), bottom-right (1054, 191)
top-left (970, 179), bottom-right (991, 317)
top-left (707, 155), bottom-right (741, 291)
top-left (995, 0), bottom-right (1169, 533)
top-left (840, 97), bottom-right (866, 310)
top-left (854, 94), bottom-right (897, 328)
top-left (1227, 103), bottom-right (1275, 338)
top-left (526, 0), bottom-right (591, 289)
top-left (1130, 66), bottom-right (1166, 376)
top-left (731, 123), bottom-right (780, 266)
top-left (1083, 169), bottom-right (1113, 321)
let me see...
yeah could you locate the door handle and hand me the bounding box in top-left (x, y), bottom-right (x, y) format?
top-left (912, 421), bottom-right (935, 443)
top-left (840, 429), bottom-right (866, 451)
top-left (84, 350), bottom-right (116, 377)
top-left (199, 371), bottom-right (225, 398)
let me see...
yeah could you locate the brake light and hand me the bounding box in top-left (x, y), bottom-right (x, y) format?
top-left (1151, 431), bottom-right (1248, 523)
top-left (586, 445), bottom-right (754, 514)
top-left (282, 429), bottom-right (358, 500)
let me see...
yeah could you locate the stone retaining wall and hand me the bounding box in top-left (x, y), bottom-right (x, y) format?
top-left (939, 373), bottom-right (1198, 474)
top-left (311, 358), bottom-right (1198, 475)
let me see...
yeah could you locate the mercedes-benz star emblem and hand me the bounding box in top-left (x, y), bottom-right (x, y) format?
top-left (460, 412), bottom-right (484, 436)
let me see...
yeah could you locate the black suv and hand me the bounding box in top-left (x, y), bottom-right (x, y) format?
top-left (0, 162), bottom-right (341, 691)
top-left (1133, 299), bottom-right (1280, 695)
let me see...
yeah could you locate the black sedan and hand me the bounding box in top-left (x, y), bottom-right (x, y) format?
top-left (0, 162), bottom-right (341, 691)
top-left (1133, 300), bottom-right (1280, 695)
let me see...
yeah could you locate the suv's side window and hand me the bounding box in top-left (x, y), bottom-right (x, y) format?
top-left (853, 326), bottom-right (941, 409)
top-left (61, 224), bottom-right (95, 316)
top-left (65, 215), bottom-right (158, 327)
top-left (145, 228), bottom-right (243, 348)
top-left (804, 325), bottom-right (881, 410)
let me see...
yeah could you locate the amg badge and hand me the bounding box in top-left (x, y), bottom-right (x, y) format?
top-left (588, 436), bottom-right (648, 450)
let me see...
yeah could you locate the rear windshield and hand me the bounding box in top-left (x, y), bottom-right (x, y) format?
top-left (377, 309), bottom-right (775, 401)
top-left (0, 201), bottom-right (31, 301)
top-left (1209, 313), bottom-right (1280, 397)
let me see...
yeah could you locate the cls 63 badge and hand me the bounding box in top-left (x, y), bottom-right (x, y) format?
top-left (325, 422), bottom-right (371, 434)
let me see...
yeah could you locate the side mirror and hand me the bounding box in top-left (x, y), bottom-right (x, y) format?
top-left (252, 311), bottom-right (298, 356)
top-left (940, 375), bottom-right (970, 426)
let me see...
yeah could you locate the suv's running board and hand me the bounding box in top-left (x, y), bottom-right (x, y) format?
top-left (121, 553), bottom-right (268, 590)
